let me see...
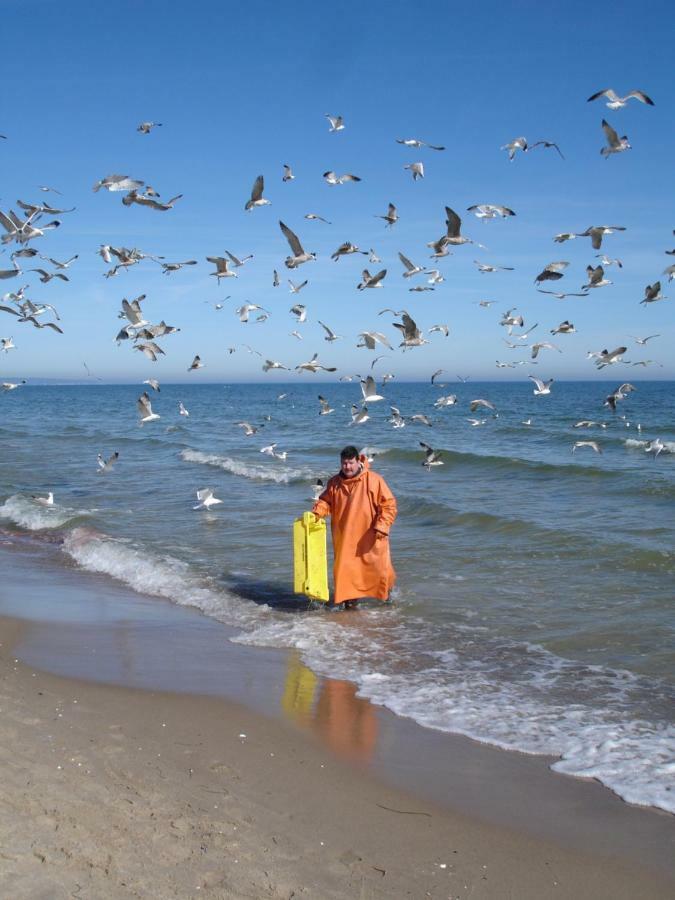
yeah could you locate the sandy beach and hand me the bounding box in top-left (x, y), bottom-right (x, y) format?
top-left (1, 605), bottom-right (674, 899)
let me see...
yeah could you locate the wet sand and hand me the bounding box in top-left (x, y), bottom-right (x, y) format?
top-left (1, 543), bottom-right (674, 898)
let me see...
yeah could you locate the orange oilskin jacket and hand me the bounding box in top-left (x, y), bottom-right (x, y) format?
top-left (312, 457), bottom-right (397, 603)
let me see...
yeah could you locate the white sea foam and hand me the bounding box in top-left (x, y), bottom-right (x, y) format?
top-left (624, 438), bottom-right (675, 453)
top-left (0, 494), bottom-right (83, 530)
top-left (180, 449), bottom-right (315, 483)
top-left (233, 615), bottom-right (675, 814)
top-left (62, 527), bottom-right (262, 627)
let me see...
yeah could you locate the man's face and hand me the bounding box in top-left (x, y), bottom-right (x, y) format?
top-left (340, 455), bottom-right (361, 478)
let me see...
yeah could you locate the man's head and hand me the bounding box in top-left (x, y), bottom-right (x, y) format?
top-left (340, 445), bottom-right (362, 478)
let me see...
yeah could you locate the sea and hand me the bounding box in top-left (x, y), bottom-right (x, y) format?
top-left (1, 380), bottom-right (674, 814)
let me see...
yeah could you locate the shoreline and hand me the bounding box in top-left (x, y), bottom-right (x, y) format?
top-left (1, 541), bottom-right (674, 896)
top-left (2, 614), bottom-right (675, 899)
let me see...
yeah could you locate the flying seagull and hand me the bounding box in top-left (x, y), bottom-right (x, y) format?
top-left (396, 138), bottom-right (445, 150)
top-left (193, 489), bottom-right (223, 511)
top-left (245, 175), bottom-right (271, 210)
top-left (279, 220), bottom-right (316, 269)
top-left (601, 119), bottom-right (631, 157)
top-left (587, 89), bottom-right (654, 109)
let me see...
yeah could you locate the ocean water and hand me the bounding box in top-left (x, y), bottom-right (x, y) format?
top-left (1, 380), bottom-right (674, 813)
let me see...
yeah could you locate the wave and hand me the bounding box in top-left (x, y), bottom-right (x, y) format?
top-left (0, 494), bottom-right (90, 530)
top-left (180, 448), bottom-right (318, 484)
top-left (625, 438), bottom-right (675, 454)
top-left (234, 617), bottom-right (675, 814)
top-left (61, 527), bottom-right (259, 625)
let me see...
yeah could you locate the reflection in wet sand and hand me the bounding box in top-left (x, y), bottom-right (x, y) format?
top-left (281, 651), bottom-right (378, 764)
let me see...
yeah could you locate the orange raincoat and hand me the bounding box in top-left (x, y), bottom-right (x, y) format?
top-left (312, 456), bottom-right (397, 603)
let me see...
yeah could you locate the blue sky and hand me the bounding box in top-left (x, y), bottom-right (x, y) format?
top-left (1, 0), bottom-right (672, 383)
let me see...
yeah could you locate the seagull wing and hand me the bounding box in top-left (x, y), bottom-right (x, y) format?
top-left (279, 220), bottom-right (303, 256)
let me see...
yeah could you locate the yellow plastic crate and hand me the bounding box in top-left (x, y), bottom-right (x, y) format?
top-left (293, 511), bottom-right (329, 602)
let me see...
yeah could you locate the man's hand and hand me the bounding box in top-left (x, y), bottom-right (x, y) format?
top-left (374, 529), bottom-right (387, 541)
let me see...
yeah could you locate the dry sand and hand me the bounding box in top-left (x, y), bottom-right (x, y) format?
top-left (1, 615), bottom-right (674, 900)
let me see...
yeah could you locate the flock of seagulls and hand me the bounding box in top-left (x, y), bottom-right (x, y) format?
top-left (1, 92), bottom-right (670, 505)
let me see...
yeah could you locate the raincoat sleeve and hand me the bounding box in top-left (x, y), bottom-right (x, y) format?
top-left (372, 476), bottom-right (397, 536)
top-left (312, 482), bottom-right (334, 519)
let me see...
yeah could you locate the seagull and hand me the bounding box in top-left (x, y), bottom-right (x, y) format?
top-left (357, 331), bottom-right (392, 350)
top-left (295, 353), bottom-right (336, 373)
top-left (206, 256), bottom-right (238, 281)
top-left (501, 136), bottom-right (528, 160)
top-left (426, 269), bottom-right (444, 284)
top-left (537, 289), bottom-right (590, 300)
top-left (535, 261), bottom-right (569, 284)
top-left (137, 121), bottom-right (162, 133)
top-left (193, 489), bottom-right (223, 511)
top-left (143, 378), bottom-right (160, 392)
top-left (474, 260), bottom-right (514, 273)
top-left (304, 213), bottom-right (331, 224)
top-left (282, 164), bottom-right (295, 182)
top-left (262, 359), bottom-right (290, 372)
top-left (368, 249), bottom-right (382, 263)
top-left (583, 264), bottom-right (612, 289)
top-left (31, 492), bottom-right (54, 506)
top-left (529, 375), bottom-right (553, 396)
top-left (393, 312), bottom-right (429, 349)
top-left (596, 254), bottom-right (623, 268)
top-left (93, 174), bottom-right (144, 193)
top-left (325, 114), bottom-right (344, 132)
top-left (280, 221), bottom-right (316, 269)
top-left (179, 401), bottom-right (190, 417)
top-left (288, 279), bottom-right (308, 293)
top-left (350, 404), bottom-right (369, 425)
top-left (640, 282), bottom-right (666, 305)
top-left (420, 442), bottom-right (443, 468)
top-left (1, 336), bottom-right (15, 352)
top-left (434, 394), bottom-right (458, 407)
top-left (260, 443), bottom-right (278, 456)
top-left (42, 254), bottom-right (78, 270)
top-left (663, 263), bottom-right (675, 282)
top-left (235, 421), bottom-right (263, 435)
top-left (531, 341), bottom-right (562, 359)
top-left (396, 138), bottom-right (445, 150)
top-left (587, 88), bottom-right (654, 109)
top-left (590, 347), bottom-right (627, 368)
top-left (357, 269), bottom-right (387, 290)
top-left (645, 438), bottom-right (664, 460)
top-left (137, 392), bottom-right (160, 424)
top-left (573, 420), bottom-right (607, 429)
top-left (429, 324), bottom-right (449, 337)
top-left (375, 203), bottom-right (398, 227)
top-left (225, 250), bottom-right (254, 268)
top-left (604, 382), bottom-right (636, 411)
top-left (601, 120), bottom-right (631, 157)
top-left (467, 204), bottom-right (516, 219)
top-left (410, 413), bottom-right (433, 427)
top-left (403, 162), bottom-right (424, 181)
top-left (122, 190), bottom-right (182, 212)
top-left (245, 175), bottom-right (271, 210)
top-left (188, 355), bottom-right (203, 371)
top-left (389, 406), bottom-right (406, 428)
top-left (470, 398), bottom-right (496, 413)
top-left (290, 303), bottom-right (306, 322)
top-left (318, 321), bottom-right (341, 342)
top-left (133, 342), bottom-right (165, 362)
top-left (572, 441), bottom-right (602, 454)
top-left (550, 321), bottom-right (576, 335)
top-left (629, 334), bottom-right (660, 345)
top-left (310, 479), bottom-right (324, 501)
top-left (97, 451), bottom-right (120, 473)
top-left (318, 395), bottom-right (334, 415)
top-left (578, 225), bottom-right (626, 250)
top-left (323, 171), bottom-right (361, 185)
top-left (360, 376), bottom-right (384, 403)
top-left (398, 252), bottom-right (425, 278)
top-left (331, 241), bottom-right (367, 261)
top-left (236, 303), bottom-right (268, 322)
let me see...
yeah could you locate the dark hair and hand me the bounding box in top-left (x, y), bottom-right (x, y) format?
top-left (340, 445), bottom-right (360, 460)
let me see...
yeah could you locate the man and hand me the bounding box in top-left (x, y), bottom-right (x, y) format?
top-left (312, 446), bottom-right (397, 608)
